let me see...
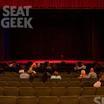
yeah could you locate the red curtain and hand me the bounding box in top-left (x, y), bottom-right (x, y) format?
top-left (0, 0), bottom-right (104, 9)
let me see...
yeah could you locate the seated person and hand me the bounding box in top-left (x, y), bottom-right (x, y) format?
top-left (42, 71), bottom-right (51, 82)
top-left (28, 63), bottom-right (37, 75)
top-left (87, 67), bottom-right (97, 78)
top-left (19, 64), bottom-right (25, 74)
top-left (93, 80), bottom-right (101, 88)
top-left (19, 70), bottom-right (30, 79)
top-left (99, 72), bottom-right (104, 81)
top-left (74, 62), bottom-right (86, 72)
top-left (99, 72), bottom-right (104, 86)
top-left (46, 62), bottom-right (52, 74)
top-left (50, 71), bottom-right (62, 80)
top-left (79, 70), bottom-right (87, 79)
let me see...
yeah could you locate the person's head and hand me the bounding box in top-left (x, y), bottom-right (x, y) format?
top-left (90, 67), bottom-right (94, 72)
top-left (77, 62), bottom-right (82, 67)
top-left (37, 63), bottom-right (41, 67)
top-left (81, 70), bottom-right (86, 75)
top-left (20, 64), bottom-right (25, 69)
top-left (47, 62), bottom-right (51, 66)
top-left (53, 71), bottom-right (59, 76)
top-left (31, 63), bottom-right (37, 68)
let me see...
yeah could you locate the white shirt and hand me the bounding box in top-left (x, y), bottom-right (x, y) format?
top-left (87, 72), bottom-right (97, 78)
top-left (20, 72), bottom-right (30, 79)
top-left (50, 75), bottom-right (62, 80)
top-left (19, 69), bottom-right (24, 74)
top-left (74, 65), bottom-right (86, 70)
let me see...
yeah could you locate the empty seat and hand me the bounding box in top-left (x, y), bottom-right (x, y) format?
top-left (17, 96), bottom-right (38, 104)
top-left (7, 81), bottom-right (20, 87)
top-left (32, 78), bottom-right (42, 82)
top-left (96, 87), bottom-right (104, 95)
top-left (70, 78), bottom-right (80, 81)
top-left (32, 82), bottom-right (45, 87)
top-left (80, 79), bottom-right (91, 87)
top-left (0, 87), bottom-right (3, 95)
top-left (38, 96), bottom-right (58, 104)
top-left (3, 87), bottom-right (18, 96)
top-left (34, 87), bottom-right (51, 96)
top-left (4, 72), bottom-right (18, 77)
top-left (79, 96), bottom-right (96, 104)
top-left (59, 96), bottom-right (79, 104)
top-left (0, 77), bottom-right (11, 81)
top-left (8, 72), bottom-right (19, 77)
top-left (45, 82), bottom-right (57, 87)
top-left (81, 87), bottom-right (96, 95)
top-left (67, 87), bottom-right (81, 96)
top-left (19, 82), bottom-right (32, 87)
top-left (0, 96), bottom-right (16, 104)
top-left (61, 77), bottom-right (71, 82)
top-left (56, 81), bottom-right (68, 87)
top-left (69, 81), bottom-right (81, 87)
top-left (51, 87), bottom-right (66, 96)
top-left (19, 87), bottom-right (34, 96)
top-left (0, 81), bottom-right (7, 86)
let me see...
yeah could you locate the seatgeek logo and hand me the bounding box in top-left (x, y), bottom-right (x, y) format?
top-left (1, 5), bottom-right (33, 29)
top-left (94, 96), bottom-right (104, 104)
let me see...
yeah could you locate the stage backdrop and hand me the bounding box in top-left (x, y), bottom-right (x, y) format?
top-left (0, 0), bottom-right (104, 60)
top-left (0, 9), bottom-right (102, 60)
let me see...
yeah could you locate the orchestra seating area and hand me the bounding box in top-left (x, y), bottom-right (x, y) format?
top-left (0, 72), bottom-right (104, 104)
top-left (0, 70), bottom-right (104, 104)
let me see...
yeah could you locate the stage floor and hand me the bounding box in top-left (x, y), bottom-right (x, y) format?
top-left (0, 59), bottom-right (104, 64)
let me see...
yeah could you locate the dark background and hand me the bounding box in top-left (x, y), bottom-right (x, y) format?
top-left (0, 9), bottom-right (104, 60)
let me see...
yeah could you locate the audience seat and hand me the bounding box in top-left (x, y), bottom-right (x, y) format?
top-left (0, 87), bottom-right (3, 95)
top-left (96, 87), bottom-right (104, 95)
top-left (19, 87), bottom-right (34, 96)
top-left (34, 87), bottom-right (51, 96)
top-left (19, 82), bottom-right (32, 87)
top-left (69, 81), bottom-right (81, 87)
top-left (59, 96), bottom-right (79, 104)
top-left (81, 87), bottom-right (96, 95)
top-left (0, 96), bottom-right (16, 104)
top-left (66, 87), bottom-right (81, 96)
top-left (32, 82), bottom-right (46, 87)
top-left (45, 82), bottom-right (57, 87)
top-left (3, 87), bottom-right (18, 96)
top-left (0, 81), bottom-right (8, 86)
top-left (51, 87), bottom-right (67, 96)
top-left (56, 81), bottom-right (68, 87)
top-left (79, 96), bottom-right (96, 104)
top-left (38, 96), bottom-right (58, 104)
top-left (7, 81), bottom-right (20, 87)
top-left (17, 96), bottom-right (38, 104)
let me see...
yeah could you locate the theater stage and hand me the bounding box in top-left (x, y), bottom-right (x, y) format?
top-left (0, 60), bottom-right (104, 64)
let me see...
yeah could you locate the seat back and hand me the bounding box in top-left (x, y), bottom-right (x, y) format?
top-left (67, 87), bottom-right (81, 96)
top-left (96, 87), bottom-right (104, 95)
top-left (17, 96), bottom-right (38, 104)
top-left (34, 87), bottom-right (51, 96)
top-left (0, 96), bottom-right (16, 104)
top-left (19, 87), bottom-right (34, 96)
top-left (81, 87), bottom-right (96, 95)
top-left (79, 96), bottom-right (96, 104)
top-left (51, 87), bottom-right (66, 96)
top-left (38, 96), bottom-right (58, 104)
top-left (3, 87), bottom-right (18, 96)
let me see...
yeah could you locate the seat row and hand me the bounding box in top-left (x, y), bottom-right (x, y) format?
top-left (0, 80), bottom-right (96, 87)
top-left (0, 95), bottom-right (103, 104)
top-left (0, 87), bottom-right (104, 96)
